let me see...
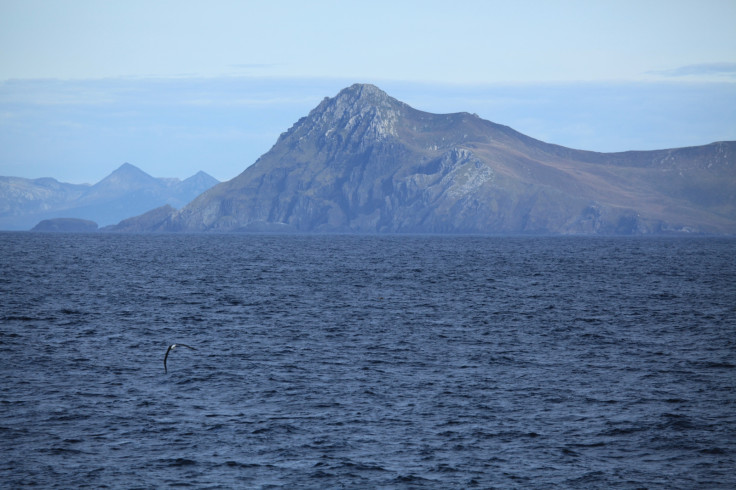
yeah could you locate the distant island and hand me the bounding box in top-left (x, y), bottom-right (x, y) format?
top-left (31, 218), bottom-right (98, 232)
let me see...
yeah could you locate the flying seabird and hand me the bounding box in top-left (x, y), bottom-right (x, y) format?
top-left (164, 343), bottom-right (196, 373)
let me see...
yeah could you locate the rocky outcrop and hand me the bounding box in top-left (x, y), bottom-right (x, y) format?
top-left (110, 84), bottom-right (736, 235)
top-left (102, 205), bottom-right (176, 233)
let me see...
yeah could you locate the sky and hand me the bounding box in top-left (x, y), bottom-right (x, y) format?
top-left (1, 0), bottom-right (735, 183)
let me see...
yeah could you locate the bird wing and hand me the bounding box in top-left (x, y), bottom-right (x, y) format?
top-left (164, 344), bottom-right (174, 373)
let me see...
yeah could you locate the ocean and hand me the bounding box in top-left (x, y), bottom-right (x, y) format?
top-left (1, 233), bottom-right (734, 488)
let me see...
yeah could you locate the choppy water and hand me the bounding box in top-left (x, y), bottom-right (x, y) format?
top-left (1, 233), bottom-right (735, 488)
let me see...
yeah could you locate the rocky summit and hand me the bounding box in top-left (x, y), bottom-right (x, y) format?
top-left (111, 83), bottom-right (736, 235)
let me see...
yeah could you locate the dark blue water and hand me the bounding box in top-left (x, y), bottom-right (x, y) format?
top-left (1, 233), bottom-right (735, 488)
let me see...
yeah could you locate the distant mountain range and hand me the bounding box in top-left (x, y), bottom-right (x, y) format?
top-left (0, 163), bottom-right (218, 230)
top-left (108, 83), bottom-right (736, 235)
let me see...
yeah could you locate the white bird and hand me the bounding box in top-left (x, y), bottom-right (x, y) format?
top-left (164, 343), bottom-right (196, 373)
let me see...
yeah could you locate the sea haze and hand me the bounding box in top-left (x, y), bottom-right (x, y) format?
top-left (1, 234), bottom-right (734, 488)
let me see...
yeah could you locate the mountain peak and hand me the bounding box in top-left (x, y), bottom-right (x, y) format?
top-left (94, 162), bottom-right (157, 189)
top-left (335, 83), bottom-right (395, 106)
top-left (278, 83), bottom-right (403, 151)
top-left (117, 162), bottom-right (140, 171)
top-left (112, 162), bottom-right (147, 175)
top-left (182, 170), bottom-right (219, 190)
top-left (322, 83), bottom-right (402, 117)
top-left (186, 170), bottom-right (217, 182)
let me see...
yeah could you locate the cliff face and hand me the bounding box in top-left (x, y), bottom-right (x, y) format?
top-left (118, 84), bottom-right (736, 235)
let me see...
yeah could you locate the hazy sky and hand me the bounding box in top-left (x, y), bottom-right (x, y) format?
top-left (1, 0), bottom-right (735, 183)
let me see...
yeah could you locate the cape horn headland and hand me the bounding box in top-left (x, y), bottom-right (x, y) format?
top-left (79, 83), bottom-right (736, 235)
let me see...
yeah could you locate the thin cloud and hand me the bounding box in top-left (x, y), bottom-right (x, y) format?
top-left (653, 62), bottom-right (736, 78)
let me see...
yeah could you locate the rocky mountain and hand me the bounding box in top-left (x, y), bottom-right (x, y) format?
top-left (110, 84), bottom-right (736, 234)
top-left (0, 163), bottom-right (219, 230)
